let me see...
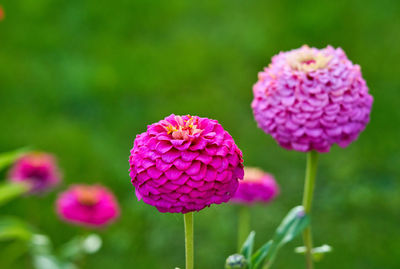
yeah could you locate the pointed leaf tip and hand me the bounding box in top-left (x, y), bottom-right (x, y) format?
top-left (240, 231), bottom-right (255, 267)
top-left (251, 240), bottom-right (273, 269)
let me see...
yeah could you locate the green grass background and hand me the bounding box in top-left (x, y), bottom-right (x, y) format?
top-left (1, 0), bottom-right (400, 268)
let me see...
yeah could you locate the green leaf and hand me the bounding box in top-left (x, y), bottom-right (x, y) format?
top-left (81, 234), bottom-right (102, 254)
top-left (240, 231), bottom-right (255, 267)
top-left (30, 234), bottom-right (75, 269)
top-left (250, 240), bottom-right (272, 269)
top-left (263, 206), bottom-right (310, 268)
top-left (32, 254), bottom-right (62, 269)
top-left (30, 234), bottom-right (53, 255)
top-left (230, 207), bottom-right (310, 269)
top-left (0, 148), bottom-right (30, 171)
top-left (0, 216), bottom-right (34, 241)
top-left (272, 206), bottom-right (308, 245)
top-left (0, 182), bottom-right (30, 207)
top-left (295, 244), bottom-right (332, 261)
top-left (32, 254), bottom-right (76, 269)
top-left (59, 234), bottom-right (102, 261)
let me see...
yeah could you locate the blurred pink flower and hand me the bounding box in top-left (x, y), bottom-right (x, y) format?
top-left (252, 45), bottom-right (373, 153)
top-left (231, 167), bottom-right (279, 205)
top-left (129, 114), bottom-right (244, 213)
top-left (0, 6), bottom-right (4, 21)
top-left (56, 184), bottom-right (120, 228)
top-left (8, 152), bottom-right (61, 194)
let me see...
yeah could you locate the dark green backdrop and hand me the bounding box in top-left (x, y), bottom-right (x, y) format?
top-left (1, 0), bottom-right (399, 268)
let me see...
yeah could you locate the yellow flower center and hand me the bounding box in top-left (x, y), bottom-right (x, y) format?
top-left (77, 186), bottom-right (100, 206)
top-left (243, 167), bottom-right (266, 182)
top-left (164, 115), bottom-right (203, 140)
top-left (287, 46), bottom-right (332, 72)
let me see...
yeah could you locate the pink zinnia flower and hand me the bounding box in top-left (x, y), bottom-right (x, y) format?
top-left (8, 152), bottom-right (62, 194)
top-left (252, 45), bottom-right (373, 153)
top-left (231, 167), bottom-right (279, 205)
top-left (129, 114), bottom-right (244, 213)
top-left (56, 184), bottom-right (120, 228)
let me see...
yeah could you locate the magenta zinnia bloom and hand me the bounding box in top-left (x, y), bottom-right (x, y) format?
top-left (56, 184), bottom-right (120, 228)
top-left (231, 167), bottom-right (279, 205)
top-left (129, 114), bottom-right (244, 213)
top-left (252, 45), bottom-right (373, 153)
top-left (8, 152), bottom-right (62, 194)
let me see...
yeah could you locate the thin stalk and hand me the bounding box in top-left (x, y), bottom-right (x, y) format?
top-left (238, 206), bottom-right (251, 251)
top-left (302, 150), bottom-right (319, 269)
top-left (184, 212), bottom-right (194, 269)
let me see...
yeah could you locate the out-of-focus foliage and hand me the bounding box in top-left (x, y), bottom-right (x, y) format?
top-left (29, 233), bottom-right (102, 269)
top-left (0, 182), bottom-right (29, 207)
top-left (0, 148), bottom-right (30, 171)
top-left (295, 244), bottom-right (333, 262)
top-left (0, 216), bottom-right (102, 269)
top-left (0, 0), bottom-right (399, 268)
top-left (226, 206), bottom-right (309, 269)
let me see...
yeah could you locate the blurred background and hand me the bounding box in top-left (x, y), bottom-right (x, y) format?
top-left (1, 0), bottom-right (399, 268)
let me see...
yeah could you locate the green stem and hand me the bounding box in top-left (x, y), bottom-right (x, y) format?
top-left (238, 206), bottom-right (251, 251)
top-left (184, 212), bottom-right (194, 269)
top-left (302, 150), bottom-right (319, 269)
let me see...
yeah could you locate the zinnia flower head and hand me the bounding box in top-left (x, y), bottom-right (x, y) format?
top-left (231, 167), bottom-right (279, 205)
top-left (8, 152), bottom-right (61, 194)
top-left (56, 184), bottom-right (120, 228)
top-left (252, 45), bottom-right (373, 153)
top-left (129, 114), bottom-right (244, 213)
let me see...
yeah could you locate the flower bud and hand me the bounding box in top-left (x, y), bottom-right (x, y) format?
top-left (225, 254), bottom-right (247, 269)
